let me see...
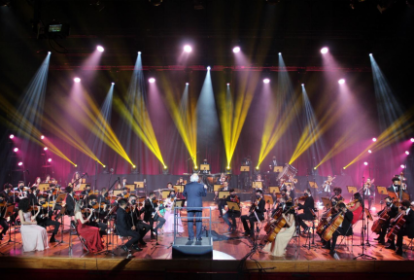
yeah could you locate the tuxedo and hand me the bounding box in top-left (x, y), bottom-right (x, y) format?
top-left (65, 194), bottom-right (75, 216)
top-left (377, 204), bottom-right (398, 242)
top-left (115, 207), bottom-right (139, 248)
top-left (241, 198), bottom-right (265, 237)
top-left (269, 159), bottom-right (278, 169)
top-left (144, 198), bottom-right (165, 236)
top-left (395, 208), bottom-right (414, 251)
top-left (325, 210), bottom-right (354, 253)
top-left (297, 195), bottom-right (315, 230)
top-left (183, 182), bottom-right (207, 240)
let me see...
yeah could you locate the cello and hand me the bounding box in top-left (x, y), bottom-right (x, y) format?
top-left (317, 207), bottom-right (338, 235)
top-left (387, 211), bottom-right (406, 241)
top-left (371, 206), bottom-right (391, 234)
top-left (264, 204), bottom-right (296, 243)
top-left (321, 210), bottom-right (345, 242)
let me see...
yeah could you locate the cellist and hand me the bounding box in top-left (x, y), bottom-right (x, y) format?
top-left (386, 200), bottom-right (414, 256)
top-left (322, 202), bottom-right (353, 259)
top-left (373, 196), bottom-right (398, 245)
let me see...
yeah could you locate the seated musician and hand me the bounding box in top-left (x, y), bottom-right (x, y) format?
top-left (122, 187), bottom-right (130, 198)
top-left (279, 178), bottom-right (288, 192)
top-left (115, 199), bottom-right (142, 252)
top-left (28, 187), bottom-right (39, 205)
top-left (241, 189), bottom-right (265, 238)
top-left (0, 193), bottom-right (10, 240)
top-left (322, 202), bottom-right (353, 259)
top-left (263, 201), bottom-right (296, 257)
top-left (85, 194), bottom-right (108, 234)
top-left (374, 196), bottom-right (398, 245)
top-left (385, 200), bottom-right (414, 255)
top-left (81, 184), bottom-right (92, 198)
top-left (285, 184), bottom-right (295, 201)
top-left (296, 189), bottom-right (315, 235)
top-left (74, 203), bottom-right (104, 253)
top-left (331, 187), bottom-right (343, 202)
top-left (44, 174), bottom-right (51, 184)
top-left (144, 192), bottom-right (166, 239)
top-left (36, 195), bottom-right (61, 243)
top-left (348, 192), bottom-right (364, 225)
top-left (176, 177), bottom-right (185, 186)
top-left (98, 188), bottom-right (110, 205)
top-left (127, 195), bottom-right (150, 245)
top-left (166, 183), bottom-right (174, 190)
top-left (318, 198), bottom-right (340, 246)
top-left (222, 189), bottom-right (241, 232)
top-left (217, 182), bottom-right (230, 217)
top-left (163, 191), bottom-right (184, 234)
top-left (1, 183), bottom-right (13, 203)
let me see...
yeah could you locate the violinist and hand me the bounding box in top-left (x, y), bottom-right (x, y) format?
top-left (63, 186), bottom-right (75, 217)
top-left (85, 195), bottom-right (107, 234)
top-left (331, 187), bottom-right (343, 202)
top-left (0, 193), bottom-right (10, 240)
top-left (32, 177), bottom-right (42, 188)
top-left (363, 178), bottom-right (375, 209)
top-left (127, 195), bottom-right (150, 245)
top-left (28, 187), bottom-right (39, 205)
top-left (373, 196), bottom-right (398, 245)
top-left (176, 177), bottom-right (185, 186)
top-left (348, 192), bottom-right (364, 225)
top-left (322, 202), bottom-right (353, 259)
top-left (285, 183), bottom-right (295, 201)
top-left (115, 199), bottom-right (141, 252)
top-left (72, 172), bottom-right (82, 191)
top-left (322, 175), bottom-right (334, 196)
top-left (217, 181), bottom-right (230, 217)
top-left (121, 187), bottom-right (130, 198)
top-left (386, 200), bottom-right (414, 255)
top-left (263, 201), bottom-right (296, 257)
top-left (222, 189), bottom-right (241, 232)
top-left (241, 189), bottom-right (265, 238)
top-left (81, 184), bottom-right (92, 198)
top-left (163, 191), bottom-right (184, 234)
top-left (144, 192), bottom-right (166, 239)
top-left (98, 188), bottom-right (110, 205)
top-left (36, 196), bottom-right (61, 243)
top-left (44, 174), bottom-right (51, 184)
top-left (16, 181), bottom-right (27, 200)
top-left (296, 188), bottom-right (315, 235)
top-left (1, 183), bottom-right (13, 203)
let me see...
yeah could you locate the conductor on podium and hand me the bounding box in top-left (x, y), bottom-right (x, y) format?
top-left (183, 174), bottom-right (208, 241)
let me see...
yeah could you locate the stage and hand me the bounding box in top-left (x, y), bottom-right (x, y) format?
top-left (1, 202), bottom-right (413, 278)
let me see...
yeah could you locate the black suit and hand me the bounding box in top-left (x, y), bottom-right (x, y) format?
top-left (222, 196), bottom-right (241, 229)
top-left (36, 205), bottom-right (60, 236)
top-left (144, 198), bottom-right (165, 234)
top-left (131, 207), bottom-right (150, 242)
top-left (377, 204), bottom-right (398, 242)
top-left (65, 194), bottom-right (75, 216)
top-left (297, 196), bottom-right (315, 230)
top-left (115, 207), bottom-right (139, 248)
top-left (0, 201), bottom-right (10, 238)
top-left (28, 193), bottom-right (38, 206)
top-left (396, 209), bottom-right (414, 250)
top-left (241, 199), bottom-right (265, 237)
top-left (326, 210), bottom-right (354, 252)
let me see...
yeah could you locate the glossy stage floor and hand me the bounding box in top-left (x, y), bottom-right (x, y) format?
top-left (1, 201), bottom-right (414, 279)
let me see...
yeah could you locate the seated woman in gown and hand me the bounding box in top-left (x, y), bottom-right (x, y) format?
top-left (263, 201), bottom-right (296, 257)
top-left (163, 190), bottom-right (184, 234)
top-left (74, 202), bottom-right (104, 253)
top-left (18, 198), bottom-right (49, 252)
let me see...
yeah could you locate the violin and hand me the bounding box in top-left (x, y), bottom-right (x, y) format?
top-left (230, 195), bottom-right (240, 204)
top-left (28, 205), bottom-right (40, 212)
top-left (346, 199), bottom-right (359, 208)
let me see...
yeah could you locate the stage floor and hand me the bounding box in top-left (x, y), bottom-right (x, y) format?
top-left (1, 201), bottom-right (414, 274)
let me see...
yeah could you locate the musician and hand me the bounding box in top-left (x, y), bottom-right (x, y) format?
top-left (163, 191), bottom-right (184, 234)
top-left (348, 192), bottom-right (364, 225)
top-left (1, 183), bottom-right (12, 203)
top-left (331, 187), bottom-right (343, 202)
top-left (200, 159), bottom-right (210, 175)
top-left (98, 188), bottom-right (110, 205)
top-left (81, 184), bottom-right (92, 197)
top-left (0, 193), bottom-right (10, 240)
top-left (287, 175), bottom-right (297, 189)
top-left (176, 177), bottom-right (185, 186)
top-left (85, 194), bottom-right (108, 234)
top-left (395, 201), bottom-right (414, 256)
top-left (16, 181), bottom-right (27, 200)
top-left (263, 201), bottom-right (296, 257)
top-left (166, 183), bottom-right (174, 190)
top-left (64, 186), bottom-right (75, 216)
top-left (144, 192), bottom-right (166, 239)
top-left (122, 187), bottom-right (130, 198)
top-left (279, 178), bottom-right (288, 192)
top-left (269, 156), bottom-right (278, 171)
top-left (296, 189), bottom-right (315, 235)
top-left (374, 196), bottom-right (398, 245)
top-left (121, 178), bottom-right (128, 188)
top-left (388, 177), bottom-right (401, 194)
top-left (363, 178), bottom-right (375, 209)
top-left (72, 172), bottom-right (81, 191)
top-left (219, 173), bottom-right (227, 185)
top-left (241, 189), bottom-right (265, 238)
top-left (32, 177), bottom-right (42, 188)
top-left (322, 175), bottom-right (334, 195)
top-left (127, 195), bottom-right (150, 245)
top-left (115, 199), bottom-right (142, 252)
top-left (217, 182), bottom-right (230, 217)
top-left (222, 189), bottom-right (241, 231)
top-left (44, 175), bottom-right (51, 184)
top-left (323, 202), bottom-right (353, 259)
top-left (36, 195), bottom-right (60, 243)
top-left (28, 187), bottom-right (39, 205)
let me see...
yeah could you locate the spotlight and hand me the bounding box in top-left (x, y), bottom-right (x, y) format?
top-left (48, 158), bottom-right (52, 163)
top-left (132, 165), bottom-right (136, 169)
top-left (278, 52), bottom-right (281, 55)
top-left (227, 83), bottom-right (230, 86)
top-left (411, 138), bottom-right (414, 143)
top-left (148, 78), bottom-right (156, 83)
top-left (149, 0), bottom-right (163, 7)
top-left (186, 82), bottom-right (189, 86)
top-left (364, 162), bottom-right (368, 166)
top-left (406, 151), bottom-right (410, 155)
top-left (343, 167), bottom-right (346, 170)
top-left (193, 165), bottom-right (199, 171)
top-left (40, 135), bottom-right (45, 140)
top-left (368, 150), bottom-right (372, 154)
top-left (103, 165), bottom-right (106, 168)
top-left (74, 164), bottom-right (78, 167)
top-left (226, 166), bottom-right (231, 171)
top-left (320, 47), bottom-right (329, 54)
top-left (162, 165), bottom-right (169, 175)
top-left (48, 51), bottom-right (51, 54)
top-left (372, 137), bottom-right (377, 142)
top-left (9, 134), bottom-right (14, 139)
top-left (18, 162), bottom-right (23, 166)
top-left (301, 83), bottom-right (305, 86)
top-left (369, 53), bottom-right (373, 57)
top-left (338, 79), bottom-right (345, 85)
top-left (44, 147), bottom-right (48, 151)
top-left (183, 45), bottom-right (192, 53)
top-left (232, 46), bottom-right (240, 53)
top-left (401, 164), bottom-right (406, 168)
top-left (207, 66), bottom-right (211, 70)
top-left (131, 164), bottom-right (139, 174)
top-left (263, 78), bottom-right (270, 84)
top-left (138, 51), bottom-right (141, 54)
top-left (74, 77), bottom-right (81, 83)
top-left (97, 45), bottom-right (104, 52)
top-left (13, 148), bottom-right (18, 152)
top-left (313, 167), bottom-right (317, 170)
top-left (111, 82), bottom-right (115, 85)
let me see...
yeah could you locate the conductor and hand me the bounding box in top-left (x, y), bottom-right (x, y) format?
top-left (183, 174), bottom-right (208, 241)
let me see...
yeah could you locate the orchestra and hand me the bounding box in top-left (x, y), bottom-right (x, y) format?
top-left (0, 170), bottom-right (412, 261)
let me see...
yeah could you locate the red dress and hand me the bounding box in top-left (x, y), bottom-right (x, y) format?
top-left (76, 222), bottom-right (104, 253)
top-left (352, 205), bottom-right (363, 225)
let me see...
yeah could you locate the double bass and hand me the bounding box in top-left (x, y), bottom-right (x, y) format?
top-left (371, 206), bottom-right (391, 234)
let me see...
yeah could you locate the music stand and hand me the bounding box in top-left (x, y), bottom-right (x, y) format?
top-left (273, 166), bottom-right (283, 172)
top-left (113, 190), bottom-right (123, 196)
top-left (78, 184), bottom-right (88, 191)
top-left (125, 184), bottom-right (135, 191)
top-left (377, 186), bottom-right (388, 210)
top-left (174, 185), bottom-right (184, 194)
top-left (134, 182), bottom-right (144, 189)
top-left (38, 183), bottom-right (49, 192)
top-left (200, 164), bottom-right (210, 172)
top-left (0, 205), bottom-right (20, 249)
top-left (240, 166), bottom-right (250, 172)
top-left (161, 190), bottom-right (170, 199)
top-left (252, 181), bottom-right (263, 189)
top-left (213, 185), bottom-right (222, 192)
top-left (269, 186), bottom-right (280, 194)
top-left (218, 191), bottom-right (229, 199)
top-left (347, 186), bottom-right (358, 194)
top-left (225, 201), bottom-right (240, 212)
top-left (263, 194), bottom-right (274, 219)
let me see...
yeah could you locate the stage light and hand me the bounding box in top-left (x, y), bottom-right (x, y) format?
top-left (401, 164), bottom-right (406, 168)
top-left (227, 83), bottom-right (230, 86)
top-left (372, 137), bottom-right (377, 142)
top-left (226, 166), bottom-right (231, 170)
top-left (369, 53), bottom-right (373, 57)
top-left (132, 165), bottom-right (136, 169)
top-left (364, 162), bottom-right (368, 166)
top-left (48, 51), bottom-right (51, 54)
top-left (9, 134), bottom-right (14, 139)
top-left (18, 162), bottom-right (23, 166)
top-left (74, 164), bottom-right (78, 167)
top-left (343, 167), bottom-right (346, 170)
top-left (368, 150), bottom-right (372, 154)
top-left (313, 167), bottom-right (317, 170)
top-left (183, 45), bottom-right (192, 53)
top-left (320, 47), bottom-right (329, 54)
top-left (40, 135), bottom-right (45, 140)
top-left (301, 83), bottom-right (304, 86)
top-left (163, 165), bottom-right (168, 169)
top-left (131, 165), bottom-right (139, 174)
top-left (97, 45), bottom-right (104, 52)
top-left (263, 78), bottom-right (270, 84)
top-left (278, 52), bottom-right (281, 55)
top-left (44, 147), bottom-right (48, 151)
top-left (186, 82), bottom-right (189, 86)
top-left (103, 165), bottom-right (106, 168)
top-left (162, 165), bottom-right (169, 175)
top-left (148, 77), bottom-right (156, 83)
top-left (111, 82), bottom-right (115, 85)
top-left (255, 166), bottom-right (260, 170)
top-left (74, 77), bottom-right (81, 83)
top-left (207, 66), bottom-right (211, 70)
top-left (406, 151), bottom-right (410, 155)
top-left (48, 158), bottom-right (52, 163)
top-left (13, 148), bottom-right (18, 152)
top-left (371, 207), bottom-right (376, 211)
top-left (194, 165), bottom-right (199, 170)
top-left (138, 51), bottom-right (141, 54)
top-left (338, 79), bottom-right (345, 85)
top-left (232, 46), bottom-right (240, 53)
top-left (411, 138), bottom-right (414, 142)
